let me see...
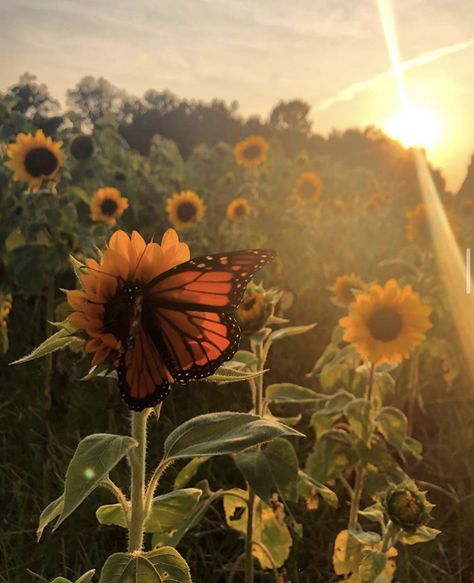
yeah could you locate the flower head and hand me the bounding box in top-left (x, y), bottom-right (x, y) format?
top-left (227, 197), bottom-right (251, 222)
top-left (233, 135), bottom-right (269, 168)
top-left (331, 274), bottom-right (366, 307)
top-left (70, 134), bottom-right (95, 161)
top-left (91, 187), bottom-right (129, 226)
top-left (406, 203), bottom-right (459, 250)
top-left (166, 190), bottom-right (206, 229)
top-left (384, 484), bottom-right (433, 532)
top-left (5, 129), bottom-right (64, 192)
top-left (339, 279), bottom-right (431, 365)
top-left (67, 229), bottom-right (190, 368)
top-left (293, 172), bottom-right (323, 204)
top-left (236, 283), bottom-right (277, 334)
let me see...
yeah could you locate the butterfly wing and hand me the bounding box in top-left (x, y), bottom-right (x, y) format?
top-left (145, 249), bottom-right (275, 383)
top-left (117, 323), bottom-right (172, 411)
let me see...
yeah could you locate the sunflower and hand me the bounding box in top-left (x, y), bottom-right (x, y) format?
top-left (406, 203), bottom-right (459, 250)
top-left (67, 229), bottom-right (190, 368)
top-left (233, 135), bottom-right (269, 167)
top-left (166, 190), bottom-right (205, 229)
top-left (293, 172), bottom-right (323, 204)
top-left (91, 187), bottom-right (129, 226)
top-left (227, 197), bottom-right (251, 221)
top-left (331, 274), bottom-right (366, 307)
top-left (236, 284), bottom-right (268, 334)
top-left (70, 134), bottom-right (95, 161)
top-left (339, 279), bottom-right (431, 365)
top-left (5, 129), bottom-right (64, 192)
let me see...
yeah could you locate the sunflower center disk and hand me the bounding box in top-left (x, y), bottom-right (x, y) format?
top-left (101, 198), bottom-right (119, 216)
top-left (242, 296), bottom-right (257, 310)
top-left (234, 204), bottom-right (247, 217)
top-left (71, 135), bottom-right (94, 160)
top-left (243, 145), bottom-right (261, 160)
top-left (366, 307), bottom-right (403, 342)
top-left (24, 147), bottom-right (58, 177)
top-left (300, 181), bottom-right (316, 198)
top-left (177, 201), bottom-right (197, 222)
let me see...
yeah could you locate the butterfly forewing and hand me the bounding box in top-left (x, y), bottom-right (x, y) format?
top-left (145, 249), bottom-right (276, 311)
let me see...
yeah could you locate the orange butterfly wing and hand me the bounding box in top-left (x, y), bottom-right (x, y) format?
top-left (117, 325), bottom-right (172, 410)
top-left (146, 249), bottom-right (275, 383)
top-left (119, 249), bottom-right (275, 410)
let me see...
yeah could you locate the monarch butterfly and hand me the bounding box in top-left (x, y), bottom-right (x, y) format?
top-left (69, 231), bottom-right (276, 411)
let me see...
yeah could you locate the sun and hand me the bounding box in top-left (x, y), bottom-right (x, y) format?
top-left (382, 106), bottom-right (442, 150)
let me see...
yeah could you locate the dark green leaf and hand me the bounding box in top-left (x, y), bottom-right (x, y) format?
top-left (55, 434), bottom-right (137, 529)
top-left (305, 429), bottom-right (354, 482)
top-left (376, 407), bottom-right (407, 451)
top-left (162, 412), bottom-right (303, 461)
top-left (98, 553), bottom-right (161, 583)
top-left (37, 494), bottom-right (64, 541)
top-left (235, 438), bottom-right (298, 502)
top-left (266, 383), bottom-right (321, 403)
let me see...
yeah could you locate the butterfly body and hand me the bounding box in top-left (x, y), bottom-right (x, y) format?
top-left (112, 249), bottom-right (275, 410)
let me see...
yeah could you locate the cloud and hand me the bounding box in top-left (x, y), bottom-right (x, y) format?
top-left (318, 38), bottom-right (474, 111)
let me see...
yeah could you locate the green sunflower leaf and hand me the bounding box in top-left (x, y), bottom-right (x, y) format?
top-left (55, 434), bottom-right (137, 530)
top-left (162, 412), bottom-right (303, 461)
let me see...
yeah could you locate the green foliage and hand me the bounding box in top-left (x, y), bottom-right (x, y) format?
top-left (235, 438), bottom-right (298, 502)
top-left (162, 411), bottom-right (303, 461)
top-left (96, 488), bottom-right (202, 538)
top-left (55, 434), bottom-right (137, 529)
top-left (98, 548), bottom-right (190, 583)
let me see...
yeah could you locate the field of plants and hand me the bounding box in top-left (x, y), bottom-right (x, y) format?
top-left (1, 75), bottom-right (474, 583)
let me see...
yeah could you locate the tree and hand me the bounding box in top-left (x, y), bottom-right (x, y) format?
top-left (66, 76), bottom-right (137, 123)
top-left (269, 99), bottom-right (312, 135)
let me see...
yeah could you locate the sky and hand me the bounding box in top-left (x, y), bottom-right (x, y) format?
top-left (1, 0), bottom-right (473, 190)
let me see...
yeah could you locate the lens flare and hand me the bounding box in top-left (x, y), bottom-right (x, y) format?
top-left (383, 107), bottom-right (442, 149)
top-left (377, 0), bottom-right (474, 377)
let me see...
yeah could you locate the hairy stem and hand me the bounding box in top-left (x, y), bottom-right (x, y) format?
top-left (128, 409), bottom-right (149, 552)
top-left (101, 478), bottom-right (130, 528)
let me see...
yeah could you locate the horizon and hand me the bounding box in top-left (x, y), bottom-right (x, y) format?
top-left (1, 0), bottom-right (473, 190)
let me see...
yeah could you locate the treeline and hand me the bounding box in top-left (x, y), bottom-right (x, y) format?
top-left (2, 73), bottom-right (452, 193)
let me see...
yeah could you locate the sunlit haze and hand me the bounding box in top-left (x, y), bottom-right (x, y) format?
top-left (1, 0), bottom-right (472, 190)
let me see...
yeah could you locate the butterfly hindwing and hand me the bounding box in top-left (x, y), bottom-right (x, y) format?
top-left (152, 308), bottom-right (241, 383)
top-left (117, 324), bottom-right (171, 410)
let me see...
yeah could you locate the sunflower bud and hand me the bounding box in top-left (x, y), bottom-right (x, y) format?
top-left (236, 283), bottom-right (276, 335)
top-left (384, 484), bottom-right (433, 531)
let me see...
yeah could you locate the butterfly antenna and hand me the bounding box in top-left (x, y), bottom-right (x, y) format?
top-left (130, 244), bottom-right (150, 281)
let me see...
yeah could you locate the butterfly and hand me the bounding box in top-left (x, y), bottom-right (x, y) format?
top-left (108, 249), bottom-right (275, 410)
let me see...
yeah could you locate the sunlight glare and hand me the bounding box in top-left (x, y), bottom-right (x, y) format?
top-left (382, 106), bottom-right (442, 149)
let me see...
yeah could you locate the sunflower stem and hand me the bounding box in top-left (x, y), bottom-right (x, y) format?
top-left (128, 409), bottom-right (149, 552)
top-left (349, 362), bottom-right (376, 529)
top-left (245, 339), bottom-right (265, 583)
top-left (43, 281), bottom-right (55, 410)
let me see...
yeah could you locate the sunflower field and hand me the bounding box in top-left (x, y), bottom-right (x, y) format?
top-left (1, 76), bottom-right (474, 583)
